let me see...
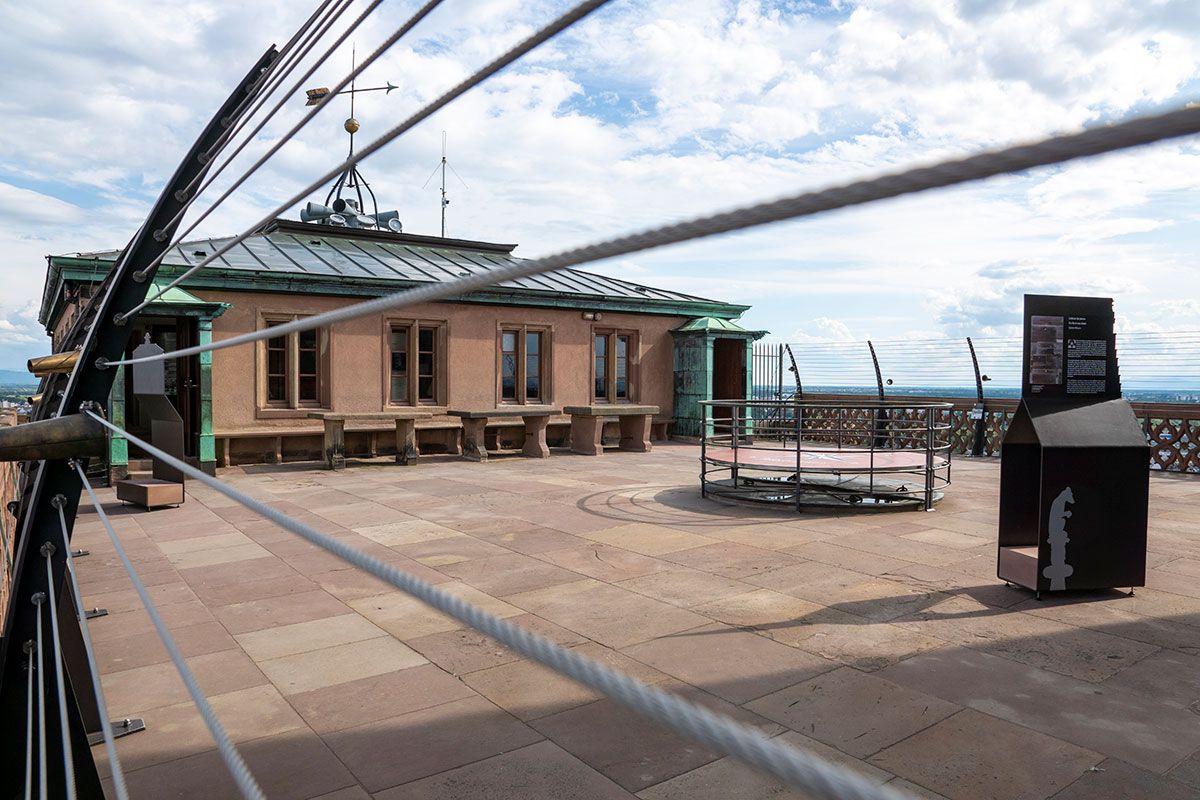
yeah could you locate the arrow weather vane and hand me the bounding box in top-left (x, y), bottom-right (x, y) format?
top-left (300, 45), bottom-right (400, 226)
top-left (304, 45), bottom-right (397, 158)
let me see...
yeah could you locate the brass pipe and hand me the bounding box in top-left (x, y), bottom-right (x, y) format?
top-left (28, 350), bottom-right (80, 377)
top-left (28, 393), bottom-right (43, 405)
top-left (0, 414), bottom-right (106, 461)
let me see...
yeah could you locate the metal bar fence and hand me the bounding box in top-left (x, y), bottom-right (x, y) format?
top-left (752, 335), bottom-right (1200, 472)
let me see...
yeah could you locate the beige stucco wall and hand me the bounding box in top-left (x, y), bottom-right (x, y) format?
top-left (194, 289), bottom-right (684, 439)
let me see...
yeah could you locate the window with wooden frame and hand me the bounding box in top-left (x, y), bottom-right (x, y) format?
top-left (498, 324), bottom-right (550, 404)
top-left (592, 329), bottom-right (637, 402)
top-left (387, 320), bottom-right (447, 405)
top-left (259, 316), bottom-right (329, 410)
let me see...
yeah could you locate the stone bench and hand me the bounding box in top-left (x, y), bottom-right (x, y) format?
top-left (447, 406), bottom-right (560, 461)
top-left (307, 411), bottom-right (433, 469)
top-left (563, 405), bottom-right (661, 456)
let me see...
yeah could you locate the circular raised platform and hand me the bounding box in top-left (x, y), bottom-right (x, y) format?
top-left (704, 446), bottom-right (940, 473)
top-left (699, 398), bottom-right (954, 512)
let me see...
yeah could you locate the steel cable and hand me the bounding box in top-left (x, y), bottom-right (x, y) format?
top-left (54, 503), bottom-right (130, 800)
top-left (152, 0), bottom-right (365, 238)
top-left (72, 463), bottom-right (265, 800)
top-left (123, 0), bottom-right (446, 313)
top-left (24, 641), bottom-right (34, 800)
top-left (84, 410), bottom-right (911, 800)
top-left (116, 0), bottom-right (614, 323)
top-left (107, 103), bottom-right (1200, 368)
top-left (42, 549), bottom-right (76, 799)
top-left (33, 594), bottom-right (47, 800)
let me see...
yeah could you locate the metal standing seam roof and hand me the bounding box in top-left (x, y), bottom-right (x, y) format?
top-left (67, 223), bottom-right (729, 306)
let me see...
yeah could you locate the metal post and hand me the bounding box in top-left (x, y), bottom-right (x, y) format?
top-left (967, 337), bottom-right (987, 457)
top-left (699, 403), bottom-right (707, 498)
top-left (730, 405), bottom-right (739, 486)
top-left (868, 341), bottom-right (887, 449)
top-left (794, 401), bottom-right (803, 512)
top-left (776, 343), bottom-right (784, 401)
top-left (924, 408), bottom-right (935, 511)
top-left (0, 47), bottom-right (280, 795)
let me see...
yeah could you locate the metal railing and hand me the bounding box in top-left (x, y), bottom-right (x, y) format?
top-left (751, 338), bottom-right (1200, 472)
top-left (700, 399), bottom-right (953, 511)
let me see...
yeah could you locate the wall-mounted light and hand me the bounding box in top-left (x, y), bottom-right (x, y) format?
top-left (581, 312), bottom-right (603, 321)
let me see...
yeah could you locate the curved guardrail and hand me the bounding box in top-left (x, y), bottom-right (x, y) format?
top-left (699, 399), bottom-right (954, 511)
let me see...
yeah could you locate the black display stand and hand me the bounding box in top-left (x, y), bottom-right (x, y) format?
top-left (997, 295), bottom-right (1148, 596)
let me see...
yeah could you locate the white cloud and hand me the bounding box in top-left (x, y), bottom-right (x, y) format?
top-left (1, 0), bottom-right (1200, 376)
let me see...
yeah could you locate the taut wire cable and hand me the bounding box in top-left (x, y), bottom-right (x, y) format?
top-left (72, 463), bottom-right (265, 800)
top-left (117, 0), bottom-right (613, 322)
top-left (83, 410), bottom-right (912, 800)
top-left (42, 548), bottom-right (76, 799)
top-left (106, 103), bottom-right (1200, 367)
top-left (54, 502), bottom-right (130, 800)
top-left (128, 0), bottom-right (433, 296)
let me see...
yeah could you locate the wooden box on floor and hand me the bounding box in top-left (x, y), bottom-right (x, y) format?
top-left (116, 478), bottom-right (184, 510)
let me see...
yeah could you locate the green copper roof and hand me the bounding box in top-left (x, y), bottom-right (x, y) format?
top-left (673, 316), bottom-right (762, 334)
top-left (43, 219), bottom-right (750, 327)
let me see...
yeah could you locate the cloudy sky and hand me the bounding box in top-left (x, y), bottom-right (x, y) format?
top-left (2, 0), bottom-right (1199, 380)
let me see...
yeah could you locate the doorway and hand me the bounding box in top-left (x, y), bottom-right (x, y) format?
top-left (124, 316), bottom-right (201, 460)
top-left (712, 338), bottom-right (747, 421)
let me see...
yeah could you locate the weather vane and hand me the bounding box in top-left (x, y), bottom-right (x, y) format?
top-left (299, 45), bottom-right (401, 231)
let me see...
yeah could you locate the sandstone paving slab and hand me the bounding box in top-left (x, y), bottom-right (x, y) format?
top-left (176, 555), bottom-right (299, 591)
top-left (745, 666), bottom-right (959, 759)
top-left (235, 612), bottom-right (388, 661)
top-left (375, 740), bottom-right (636, 799)
top-left (682, 521), bottom-right (828, 551)
top-left (622, 622), bottom-right (836, 704)
top-left (1167, 749), bottom-right (1200, 792)
top-left (436, 552), bottom-right (582, 596)
top-left (463, 641), bottom-right (669, 722)
top-left (120, 728), bottom-right (357, 800)
top-left (324, 695), bottom-right (544, 793)
top-left (213, 588), bottom-right (353, 635)
top-left (348, 581), bottom-right (523, 640)
top-left (1051, 758), bottom-right (1200, 800)
top-left (530, 679), bottom-right (782, 792)
top-left (691, 588), bottom-right (828, 631)
top-left (310, 560), bottom-right (449, 602)
top-left (352, 518), bottom-right (463, 547)
top-left (287, 663), bottom-right (478, 735)
top-left (781, 541), bottom-right (910, 576)
top-left (1099, 648), bottom-right (1200, 711)
top-left (392, 534), bottom-right (511, 566)
top-left (879, 646), bottom-right (1200, 773)
top-left (259, 635), bottom-right (427, 695)
top-left (616, 569), bottom-right (755, 608)
top-left (744, 561), bottom-right (873, 600)
top-left (662, 541), bottom-right (798, 579)
top-left (900, 527), bottom-right (990, 550)
top-left (869, 709), bottom-right (1101, 800)
top-left (636, 730), bottom-right (892, 800)
top-left (777, 619), bottom-right (946, 672)
top-left (892, 595), bottom-right (1159, 682)
top-left (406, 626), bottom-right (522, 675)
top-left (536, 543), bottom-right (674, 582)
top-left (471, 525), bottom-right (584, 554)
top-left (187, 572), bottom-right (319, 607)
top-left (92, 620), bottom-right (238, 674)
top-left (505, 579), bottom-right (709, 648)
top-left (88, 598), bottom-right (215, 643)
top-left (158, 530), bottom-right (258, 556)
top-left (100, 648), bottom-right (267, 714)
top-left (582, 522), bottom-right (721, 556)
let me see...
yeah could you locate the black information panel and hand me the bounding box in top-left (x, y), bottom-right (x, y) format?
top-left (1022, 294), bottom-right (1120, 400)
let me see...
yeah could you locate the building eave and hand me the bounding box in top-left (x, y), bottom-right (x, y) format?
top-left (47, 257), bottom-right (751, 321)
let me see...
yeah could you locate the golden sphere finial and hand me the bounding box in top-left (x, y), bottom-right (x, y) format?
top-left (344, 117), bottom-right (360, 134)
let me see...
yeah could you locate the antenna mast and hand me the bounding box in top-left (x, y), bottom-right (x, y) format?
top-left (424, 131), bottom-right (468, 237)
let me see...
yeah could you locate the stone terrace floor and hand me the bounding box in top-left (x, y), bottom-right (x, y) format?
top-left (71, 443), bottom-right (1200, 800)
